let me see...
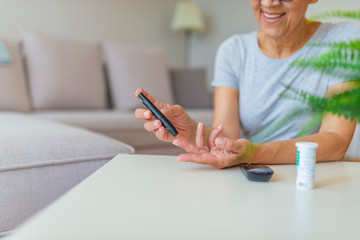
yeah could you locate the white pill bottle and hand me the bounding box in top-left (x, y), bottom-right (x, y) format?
top-left (295, 142), bottom-right (319, 189)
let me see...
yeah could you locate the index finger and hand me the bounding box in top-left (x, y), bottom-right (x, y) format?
top-left (173, 139), bottom-right (202, 154)
top-left (135, 89), bottom-right (165, 109)
top-left (134, 108), bottom-right (154, 120)
top-left (208, 125), bottom-right (223, 149)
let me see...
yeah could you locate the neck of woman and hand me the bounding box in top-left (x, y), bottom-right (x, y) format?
top-left (258, 20), bottom-right (321, 59)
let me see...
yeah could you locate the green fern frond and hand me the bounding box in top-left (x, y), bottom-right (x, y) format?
top-left (311, 10), bottom-right (360, 21)
top-left (306, 40), bottom-right (360, 51)
top-left (297, 112), bottom-right (323, 137)
top-left (326, 87), bottom-right (360, 120)
top-left (291, 42), bottom-right (360, 77)
top-left (280, 83), bottom-right (312, 103)
top-left (281, 84), bottom-right (360, 121)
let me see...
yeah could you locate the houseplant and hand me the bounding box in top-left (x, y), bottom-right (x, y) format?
top-left (281, 10), bottom-right (360, 135)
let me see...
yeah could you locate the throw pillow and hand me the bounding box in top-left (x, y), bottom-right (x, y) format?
top-left (102, 43), bottom-right (174, 110)
top-left (0, 38), bottom-right (31, 112)
top-left (170, 68), bottom-right (212, 108)
top-left (21, 29), bottom-right (107, 110)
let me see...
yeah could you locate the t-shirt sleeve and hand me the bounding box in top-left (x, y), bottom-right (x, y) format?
top-left (211, 38), bottom-right (239, 89)
top-left (327, 22), bottom-right (360, 88)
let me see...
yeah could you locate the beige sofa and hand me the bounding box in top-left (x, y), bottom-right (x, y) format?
top-left (0, 31), bottom-right (213, 235)
top-left (2, 29), bottom-right (358, 236)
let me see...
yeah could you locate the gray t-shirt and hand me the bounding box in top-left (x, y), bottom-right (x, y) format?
top-left (212, 22), bottom-right (360, 143)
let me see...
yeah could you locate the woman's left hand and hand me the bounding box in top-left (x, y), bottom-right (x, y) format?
top-left (173, 122), bottom-right (255, 169)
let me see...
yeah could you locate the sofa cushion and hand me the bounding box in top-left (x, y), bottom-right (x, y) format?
top-left (0, 113), bottom-right (134, 233)
top-left (21, 29), bottom-right (107, 110)
top-left (170, 68), bottom-right (212, 108)
top-left (103, 44), bottom-right (174, 110)
top-left (31, 109), bottom-right (214, 149)
top-left (32, 110), bottom-right (166, 149)
top-left (0, 39), bottom-right (31, 112)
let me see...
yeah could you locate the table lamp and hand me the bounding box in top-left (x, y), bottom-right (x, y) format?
top-left (171, 1), bottom-right (205, 67)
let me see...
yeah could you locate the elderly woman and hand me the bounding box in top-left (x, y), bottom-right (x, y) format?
top-left (135, 0), bottom-right (360, 169)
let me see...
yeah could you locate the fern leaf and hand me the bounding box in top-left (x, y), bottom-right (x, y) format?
top-left (285, 9), bottom-right (360, 124)
top-left (291, 43), bottom-right (360, 78)
top-left (281, 84), bottom-right (360, 122)
top-left (306, 40), bottom-right (360, 51)
top-left (311, 10), bottom-right (360, 21)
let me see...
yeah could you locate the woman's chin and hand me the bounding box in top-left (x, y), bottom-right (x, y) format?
top-left (260, 29), bottom-right (286, 40)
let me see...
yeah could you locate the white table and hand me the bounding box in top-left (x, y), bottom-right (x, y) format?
top-left (5, 154), bottom-right (360, 240)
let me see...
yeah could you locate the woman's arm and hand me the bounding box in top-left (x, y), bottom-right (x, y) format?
top-left (200, 87), bottom-right (241, 146)
top-left (252, 82), bottom-right (357, 164)
top-left (252, 114), bottom-right (356, 164)
top-left (213, 87), bottom-right (241, 139)
top-left (175, 82), bottom-right (357, 168)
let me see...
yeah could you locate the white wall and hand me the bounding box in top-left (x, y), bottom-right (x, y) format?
top-left (190, 0), bottom-right (257, 78)
top-left (0, 0), bottom-right (183, 67)
top-left (191, 0), bottom-right (360, 85)
top-left (0, 0), bottom-right (358, 80)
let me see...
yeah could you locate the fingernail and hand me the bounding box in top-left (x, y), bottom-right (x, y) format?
top-left (217, 125), bottom-right (222, 130)
top-left (215, 138), bottom-right (225, 146)
top-left (154, 121), bottom-right (160, 127)
top-left (144, 111), bottom-right (150, 118)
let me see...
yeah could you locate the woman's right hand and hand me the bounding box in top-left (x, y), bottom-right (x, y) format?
top-left (134, 89), bottom-right (198, 144)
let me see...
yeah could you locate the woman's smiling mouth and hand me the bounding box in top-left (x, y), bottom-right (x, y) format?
top-left (262, 11), bottom-right (286, 23)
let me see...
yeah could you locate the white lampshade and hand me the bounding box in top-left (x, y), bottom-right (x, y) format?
top-left (171, 1), bottom-right (205, 32)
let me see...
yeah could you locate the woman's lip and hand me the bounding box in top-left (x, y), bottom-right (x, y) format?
top-left (262, 11), bottom-right (286, 24)
top-left (262, 10), bottom-right (285, 15)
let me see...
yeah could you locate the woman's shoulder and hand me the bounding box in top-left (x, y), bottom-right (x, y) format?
top-left (218, 31), bottom-right (257, 54)
top-left (316, 22), bottom-right (360, 42)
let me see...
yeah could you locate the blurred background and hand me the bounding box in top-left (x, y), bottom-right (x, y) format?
top-left (0, 0), bottom-right (358, 85)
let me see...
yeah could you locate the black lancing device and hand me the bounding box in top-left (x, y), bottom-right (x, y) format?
top-left (239, 164), bottom-right (274, 182)
top-left (138, 93), bottom-right (178, 136)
